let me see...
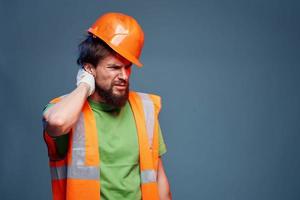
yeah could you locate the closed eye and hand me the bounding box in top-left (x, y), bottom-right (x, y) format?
top-left (107, 65), bottom-right (121, 70)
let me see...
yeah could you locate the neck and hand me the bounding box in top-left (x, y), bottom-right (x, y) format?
top-left (89, 91), bottom-right (105, 103)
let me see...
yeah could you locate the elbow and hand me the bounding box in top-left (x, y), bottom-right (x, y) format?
top-left (43, 113), bottom-right (70, 136)
top-left (43, 111), bottom-right (65, 127)
top-left (49, 116), bottom-right (66, 128)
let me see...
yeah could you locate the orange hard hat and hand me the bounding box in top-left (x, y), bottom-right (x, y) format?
top-left (88, 12), bottom-right (144, 67)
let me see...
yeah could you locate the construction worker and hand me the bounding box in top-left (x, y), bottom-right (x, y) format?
top-left (42, 12), bottom-right (171, 200)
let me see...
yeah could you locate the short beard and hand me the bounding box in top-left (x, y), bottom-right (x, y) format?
top-left (95, 83), bottom-right (129, 108)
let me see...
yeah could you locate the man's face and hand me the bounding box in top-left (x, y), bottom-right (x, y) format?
top-left (93, 53), bottom-right (132, 107)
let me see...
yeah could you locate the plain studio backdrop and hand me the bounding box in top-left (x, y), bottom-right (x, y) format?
top-left (0, 0), bottom-right (299, 199)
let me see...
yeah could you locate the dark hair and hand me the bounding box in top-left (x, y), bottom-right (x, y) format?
top-left (77, 34), bottom-right (115, 67)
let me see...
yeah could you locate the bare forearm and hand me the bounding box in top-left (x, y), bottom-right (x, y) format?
top-left (43, 83), bottom-right (90, 136)
top-left (158, 159), bottom-right (172, 200)
top-left (158, 178), bottom-right (172, 200)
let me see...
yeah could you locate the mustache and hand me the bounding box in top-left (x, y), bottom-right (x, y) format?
top-left (113, 80), bottom-right (128, 86)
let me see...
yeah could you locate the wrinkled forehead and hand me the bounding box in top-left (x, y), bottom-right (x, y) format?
top-left (98, 53), bottom-right (132, 68)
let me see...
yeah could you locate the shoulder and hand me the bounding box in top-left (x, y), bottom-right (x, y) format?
top-left (48, 94), bottom-right (68, 104)
top-left (43, 94), bottom-right (68, 112)
top-left (43, 94), bottom-right (69, 113)
top-left (129, 91), bottom-right (162, 110)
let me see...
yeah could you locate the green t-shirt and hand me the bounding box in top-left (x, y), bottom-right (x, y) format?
top-left (44, 98), bottom-right (167, 200)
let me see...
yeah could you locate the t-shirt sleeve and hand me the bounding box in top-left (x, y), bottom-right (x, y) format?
top-left (43, 103), bottom-right (69, 160)
top-left (158, 123), bottom-right (167, 156)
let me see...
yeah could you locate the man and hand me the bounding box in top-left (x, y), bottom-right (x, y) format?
top-left (42, 12), bottom-right (171, 200)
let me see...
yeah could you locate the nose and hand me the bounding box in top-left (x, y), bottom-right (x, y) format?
top-left (118, 67), bottom-right (130, 81)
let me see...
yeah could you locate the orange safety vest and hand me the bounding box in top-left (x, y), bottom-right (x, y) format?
top-left (44, 91), bottom-right (161, 200)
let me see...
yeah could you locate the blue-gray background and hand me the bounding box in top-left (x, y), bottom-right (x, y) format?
top-left (0, 0), bottom-right (299, 199)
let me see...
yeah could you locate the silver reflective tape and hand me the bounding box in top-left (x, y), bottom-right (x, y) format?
top-left (50, 165), bottom-right (100, 180)
top-left (137, 93), bottom-right (155, 148)
top-left (50, 166), bottom-right (67, 180)
top-left (72, 113), bottom-right (86, 165)
top-left (50, 110), bottom-right (100, 181)
top-left (141, 170), bottom-right (157, 183)
top-left (68, 165), bottom-right (100, 180)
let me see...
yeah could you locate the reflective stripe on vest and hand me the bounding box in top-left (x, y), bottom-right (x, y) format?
top-left (50, 113), bottom-right (100, 181)
top-left (137, 93), bottom-right (155, 149)
top-left (141, 169), bottom-right (157, 183)
top-left (136, 93), bottom-right (158, 184)
top-left (50, 165), bottom-right (99, 180)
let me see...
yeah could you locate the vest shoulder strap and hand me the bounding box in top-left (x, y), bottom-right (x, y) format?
top-left (49, 94), bottom-right (68, 104)
top-left (129, 91), bottom-right (161, 149)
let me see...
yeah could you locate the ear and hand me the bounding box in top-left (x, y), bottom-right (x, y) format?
top-left (83, 63), bottom-right (96, 77)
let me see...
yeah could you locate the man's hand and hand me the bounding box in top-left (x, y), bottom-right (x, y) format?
top-left (76, 68), bottom-right (95, 96)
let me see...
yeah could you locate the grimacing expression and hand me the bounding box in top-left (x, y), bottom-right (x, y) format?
top-left (94, 54), bottom-right (132, 107)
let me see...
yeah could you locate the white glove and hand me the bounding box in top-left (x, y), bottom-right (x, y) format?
top-left (76, 68), bottom-right (95, 96)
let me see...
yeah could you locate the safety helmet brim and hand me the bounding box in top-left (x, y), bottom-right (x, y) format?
top-left (87, 28), bottom-right (143, 67)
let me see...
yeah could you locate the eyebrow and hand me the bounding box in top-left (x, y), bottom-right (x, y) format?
top-left (107, 63), bottom-right (132, 68)
top-left (107, 64), bottom-right (122, 67)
